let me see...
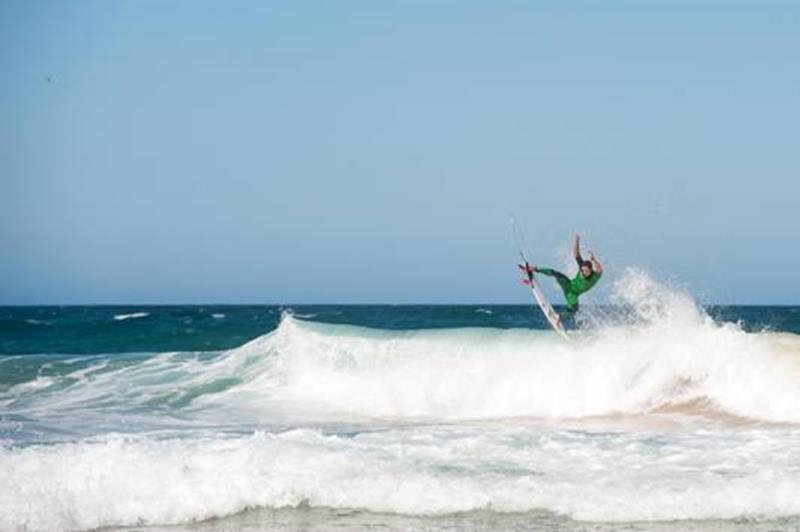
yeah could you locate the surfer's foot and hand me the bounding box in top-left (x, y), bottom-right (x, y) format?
top-left (518, 264), bottom-right (534, 282)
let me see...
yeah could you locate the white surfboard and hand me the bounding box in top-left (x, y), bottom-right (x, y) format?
top-left (521, 267), bottom-right (569, 338)
top-left (510, 216), bottom-right (569, 338)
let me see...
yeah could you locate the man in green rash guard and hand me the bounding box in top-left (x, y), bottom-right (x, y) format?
top-left (521, 234), bottom-right (603, 320)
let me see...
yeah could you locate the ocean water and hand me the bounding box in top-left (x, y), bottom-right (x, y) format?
top-left (2, 271), bottom-right (800, 531)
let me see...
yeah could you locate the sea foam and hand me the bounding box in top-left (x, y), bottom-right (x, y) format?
top-left (113, 312), bottom-right (150, 321)
top-left (2, 427), bottom-right (800, 531)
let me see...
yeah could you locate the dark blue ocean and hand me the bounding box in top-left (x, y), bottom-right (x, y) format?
top-left (2, 304), bottom-right (798, 355)
top-left (2, 289), bottom-right (800, 531)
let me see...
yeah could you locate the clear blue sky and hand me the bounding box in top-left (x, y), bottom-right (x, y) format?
top-left (2, 1), bottom-right (798, 304)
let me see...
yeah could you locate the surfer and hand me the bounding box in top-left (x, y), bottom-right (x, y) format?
top-left (520, 234), bottom-right (603, 318)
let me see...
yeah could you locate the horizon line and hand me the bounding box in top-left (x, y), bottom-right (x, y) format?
top-left (1, 302), bottom-right (798, 307)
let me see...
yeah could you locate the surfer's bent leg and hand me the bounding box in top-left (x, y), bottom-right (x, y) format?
top-left (559, 305), bottom-right (578, 328)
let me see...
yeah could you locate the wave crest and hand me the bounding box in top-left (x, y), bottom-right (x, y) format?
top-left (5, 271), bottom-right (800, 426)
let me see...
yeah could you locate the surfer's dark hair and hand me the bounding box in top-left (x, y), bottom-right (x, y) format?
top-left (581, 260), bottom-right (593, 270)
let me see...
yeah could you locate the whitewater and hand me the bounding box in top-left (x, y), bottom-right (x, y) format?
top-left (1, 270), bottom-right (800, 531)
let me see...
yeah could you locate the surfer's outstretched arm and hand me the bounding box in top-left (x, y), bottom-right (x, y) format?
top-left (573, 234), bottom-right (584, 266)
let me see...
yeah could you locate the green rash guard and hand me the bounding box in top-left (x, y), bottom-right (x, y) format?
top-left (536, 267), bottom-right (602, 312)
